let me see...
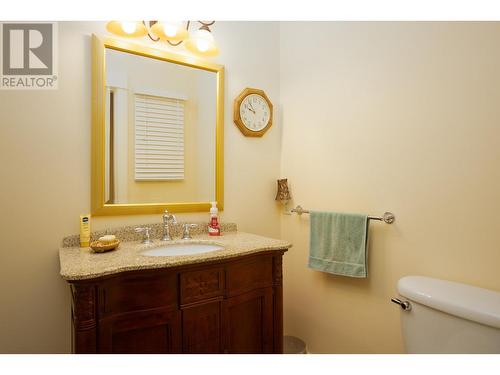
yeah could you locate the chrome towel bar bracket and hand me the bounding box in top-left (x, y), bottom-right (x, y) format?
top-left (290, 205), bottom-right (395, 224)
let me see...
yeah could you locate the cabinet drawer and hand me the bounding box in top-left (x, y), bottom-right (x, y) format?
top-left (180, 267), bottom-right (224, 305)
top-left (227, 257), bottom-right (273, 297)
top-left (99, 272), bottom-right (177, 316)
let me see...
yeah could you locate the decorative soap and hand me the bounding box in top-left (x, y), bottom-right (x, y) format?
top-left (98, 235), bottom-right (116, 244)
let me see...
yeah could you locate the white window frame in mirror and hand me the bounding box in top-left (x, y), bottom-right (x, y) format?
top-left (91, 35), bottom-right (224, 215)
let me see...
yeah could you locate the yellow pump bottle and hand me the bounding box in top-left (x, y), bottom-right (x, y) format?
top-left (79, 214), bottom-right (91, 247)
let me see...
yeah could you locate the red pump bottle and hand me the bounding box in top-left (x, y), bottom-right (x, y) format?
top-left (208, 202), bottom-right (221, 236)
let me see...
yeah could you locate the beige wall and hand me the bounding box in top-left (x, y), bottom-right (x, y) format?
top-left (2, 21), bottom-right (500, 355)
top-left (0, 21), bottom-right (282, 353)
top-left (279, 22), bottom-right (500, 353)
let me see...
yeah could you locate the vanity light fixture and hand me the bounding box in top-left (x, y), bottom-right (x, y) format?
top-left (106, 21), bottom-right (219, 57)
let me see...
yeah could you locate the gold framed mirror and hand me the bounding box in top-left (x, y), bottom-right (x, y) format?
top-left (91, 35), bottom-right (224, 215)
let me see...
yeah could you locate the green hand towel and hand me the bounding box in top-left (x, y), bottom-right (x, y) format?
top-left (308, 211), bottom-right (369, 278)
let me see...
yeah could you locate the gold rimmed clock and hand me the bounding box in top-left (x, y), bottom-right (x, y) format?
top-left (233, 88), bottom-right (273, 137)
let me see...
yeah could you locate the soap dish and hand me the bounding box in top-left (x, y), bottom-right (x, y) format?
top-left (90, 239), bottom-right (120, 253)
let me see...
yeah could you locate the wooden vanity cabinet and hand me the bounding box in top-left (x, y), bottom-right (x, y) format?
top-left (69, 250), bottom-right (286, 354)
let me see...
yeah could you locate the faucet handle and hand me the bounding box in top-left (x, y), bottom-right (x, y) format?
top-left (182, 224), bottom-right (198, 240)
top-left (135, 227), bottom-right (152, 244)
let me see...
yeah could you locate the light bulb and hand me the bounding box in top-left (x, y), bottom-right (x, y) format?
top-left (107, 21), bottom-right (147, 38)
top-left (185, 26), bottom-right (219, 56)
top-left (121, 22), bottom-right (137, 35)
top-left (196, 39), bottom-right (210, 52)
top-left (163, 24), bottom-right (177, 37)
top-left (195, 29), bottom-right (213, 52)
top-left (161, 21), bottom-right (181, 37)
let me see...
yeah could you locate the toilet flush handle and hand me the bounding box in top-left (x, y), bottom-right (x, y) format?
top-left (391, 298), bottom-right (412, 311)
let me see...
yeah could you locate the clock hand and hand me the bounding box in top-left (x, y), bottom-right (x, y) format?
top-left (246, 103), bottom-right (255, 114)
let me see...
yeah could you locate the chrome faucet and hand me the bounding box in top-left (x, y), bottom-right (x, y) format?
top-left (135, 227), bottom-right (152, 244)
top-left (162, 210), bottom-right (177, 241)
top-left (182, 224), bottom-right (198, 240)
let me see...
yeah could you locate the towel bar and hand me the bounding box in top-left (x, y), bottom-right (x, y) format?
top-left (290, 205), bottom-right (395, 224)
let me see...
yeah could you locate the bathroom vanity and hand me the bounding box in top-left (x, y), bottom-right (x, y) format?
top-left (59, 225), bottom-right (290, 354)
top-left (67, 36), bottom-right (293, 354)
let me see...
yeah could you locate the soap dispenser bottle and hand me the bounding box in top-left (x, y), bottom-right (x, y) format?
top-left (208, 202), bottom-right (221, 236)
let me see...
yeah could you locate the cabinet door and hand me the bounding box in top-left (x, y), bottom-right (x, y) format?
top-left (222, 288), bottom-right (274, 354)
top-left (99, 308), bottom-right (181, 354)
top-left (182, 300), bottom-right (222, 353)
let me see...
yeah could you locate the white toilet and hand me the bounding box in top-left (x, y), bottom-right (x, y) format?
top-left (394, 276), bottom-right (500, 353)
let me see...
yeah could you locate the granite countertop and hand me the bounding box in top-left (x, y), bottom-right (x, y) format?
top-left (59, 223), bottom-right (291, 281)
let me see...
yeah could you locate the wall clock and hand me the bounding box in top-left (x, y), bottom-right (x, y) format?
top-left (233, 88), bottom-right (273, 137)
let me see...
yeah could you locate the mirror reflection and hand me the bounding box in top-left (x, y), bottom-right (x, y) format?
top-left (104, 48), bottom-right (217, 205)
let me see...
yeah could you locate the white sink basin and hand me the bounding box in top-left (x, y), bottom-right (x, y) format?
top-left (141, 243), bottom-right (224, 257)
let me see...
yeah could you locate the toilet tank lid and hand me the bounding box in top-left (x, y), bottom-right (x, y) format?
top-left (397, 276), bottom-right (500, 329)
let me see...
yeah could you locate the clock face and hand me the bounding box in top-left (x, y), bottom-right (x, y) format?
top-left (239, 94), bottom-right (271, 132)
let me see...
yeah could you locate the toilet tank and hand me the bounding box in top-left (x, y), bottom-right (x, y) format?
top-left (396, 276), bottom-right (500, 353)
